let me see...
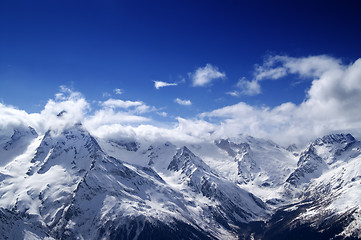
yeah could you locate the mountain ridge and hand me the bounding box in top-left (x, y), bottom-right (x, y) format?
top-left (0, 124), bottom-right (360, 239)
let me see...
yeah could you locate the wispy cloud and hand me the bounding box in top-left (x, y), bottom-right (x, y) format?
top-left (157, 111), bottom-right (168, 117)
top-left (102, 92), bottom-right (111, 98)
top-left (174, 98), bottom-right (192, 106)
top-left (113, 88), bottom-right (123, 95)
top-left (227, 77), bottom-right (261, 97)
top-left (255, 55), bottom-right (341, 80)
top-left (229, 54), bottom-right (342, 97)
top-left (226, 91), bottom-right (240, 97)
top-left (190, 64), bottom-right (226, 87)
top-left (101, 98), bottom-right (154, 114)
top-left (236, 77), bottom-right (261, 96)
top-left (85, 109), bottom-right (150, 128)
top-left (102, 99), bottom-right (143, 109)
top-left (154, 81), bottom-right (178, 89)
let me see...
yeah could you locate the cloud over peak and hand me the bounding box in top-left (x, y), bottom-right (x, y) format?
top-left (191, 64), bottom-right (226, 87)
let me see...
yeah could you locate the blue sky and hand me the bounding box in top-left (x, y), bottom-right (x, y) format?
top-left (1, 0), bottom-right (361, 145)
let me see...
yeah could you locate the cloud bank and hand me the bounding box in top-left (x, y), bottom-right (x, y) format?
top-left (231, 55), bottom-right (346, 97)
top-left (1, 55), bottom-right (361, 147)
top-left (205, 55), bottom-right (361, 145)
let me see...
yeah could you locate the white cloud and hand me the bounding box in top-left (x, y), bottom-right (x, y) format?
top-left (236, 77), bottom-right (261, 96)
top-left (101, 98), bottom-right (155, 115)
top-left (153, 81), bottom-right (178, 89)
top-left (35, 87), bottom-right (89, 135)
top-left (227, 77), bottom-right (261, 97)
top-left (175, 98), bottom-right (192, 106)
top-left (114, 88), bottom-right (123, 95)
top-left (254, 55), bottom-right (342, 81)
top-left (202, 55), bottom-right (361, 145)
top-left (0, 87), bottom-right (151, 138)
top-left (175, 117), bottom-right (215, 140)
top-left (157, 111), bottom-right (168, 117)
top-left (226, 91), bottom-right (240, 97)
top-left (2, 55), bottom-right (361, 147)
top-left (84, 109), bottom-right (150, 130)
top-left (102, 99), bottom-right (143, 109)
top-left (55, 93), bottom-right (66, 101)
top-left (88, 123), bottom-right (202, 144)
top-left (10, 86), bottom-right (90, 136)
top-left (254, 66), bottom-right (287, 81)
top-left (88, 117), bottom-right (215, 145)
top-left (229, 55), bottom-right (343, 97)
top-left (0, 103), bottom-right (33, 137)
top-left (191, 64), bottom-right (226, 87)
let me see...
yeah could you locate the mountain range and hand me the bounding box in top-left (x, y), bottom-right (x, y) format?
top-left (0, 123), bottom-right (360, 239)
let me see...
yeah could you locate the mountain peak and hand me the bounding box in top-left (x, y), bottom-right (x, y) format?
top-left (286, 144), bottom-right (298, 152)
top-left (0, 126), bottom-right (39, 166)
top-left (167, 146), bottom-right (207, 172)
top-left (314, 133), bottom-right (356, 146)
top-left (311, 133), bottom-right (359, 163)
top-left (285, 134), bottom-right (358, 187)
top-left (28, 123), bottom-right (102, 176)
top-left (180, 146), bottom-right (194, 157)
top-left (10, 126), bottom-right (38, 141)
top-left (215, 138), bottom-right (251, 158)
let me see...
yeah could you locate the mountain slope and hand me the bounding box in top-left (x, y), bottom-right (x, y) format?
top-left (0, 126), bottom-right (38, 166)
top-left (0, 207), bottom-right (53, 240)
top-left (261, 134), bottom-right (361, 239)
top-left (214, 137), bottom-right (297, 203)
top-left (167, 147), bottom-right (269, 226)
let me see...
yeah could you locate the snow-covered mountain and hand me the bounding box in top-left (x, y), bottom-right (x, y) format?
top-left (267, 133), bottom-right (361, 239)
top-left (286, 133), bottom-right (357, 188)
top-left (214, 137), bottom-right (297, 204)
top-left (0, 123), bottom-right (361, 239)
top-left (0, 126), bottom-right (38, 167)
top-left (0, 124), bottom-right (268, 239)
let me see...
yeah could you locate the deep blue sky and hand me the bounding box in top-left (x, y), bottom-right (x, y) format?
top-left (1, 0), bottom-right (361, 120)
